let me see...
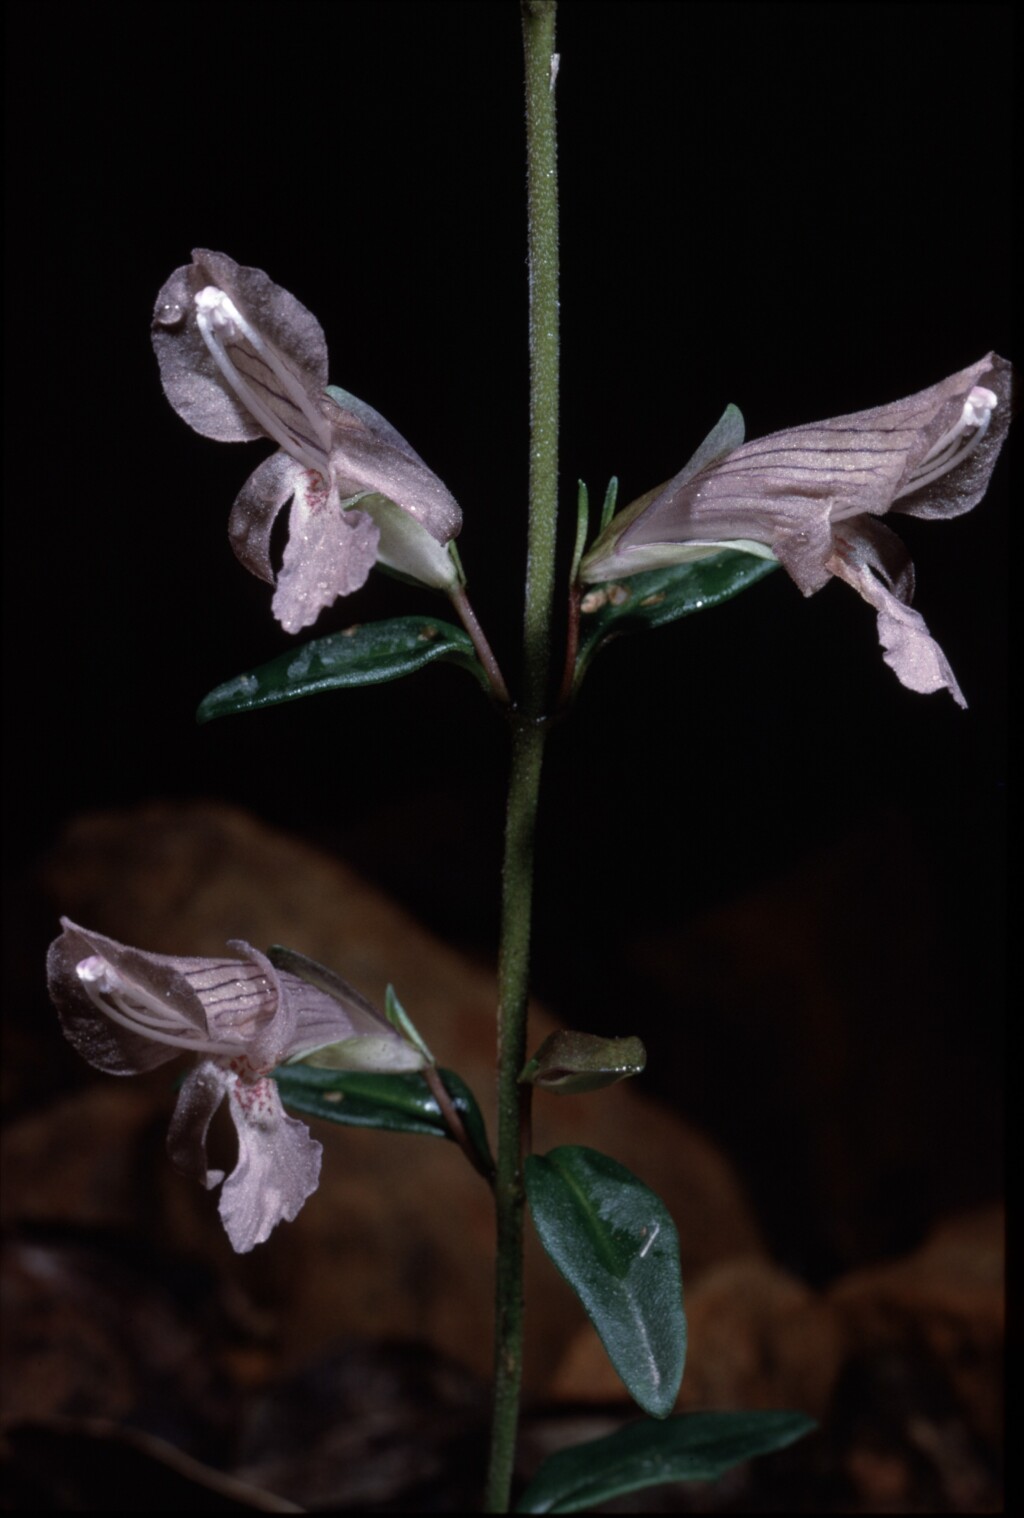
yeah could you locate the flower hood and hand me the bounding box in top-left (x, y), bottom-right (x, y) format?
top-left (153, 249), bottom-right (462, 631)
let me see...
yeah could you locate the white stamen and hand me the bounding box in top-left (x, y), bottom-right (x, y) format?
top-left (896, 386), bottom-right (998, 499)
top-left (962, 385), bottom-right (997, 426)
top-left (193, 287), bottom-right (331, 476)
top-left (76, 956), bottom-right (243, 1058)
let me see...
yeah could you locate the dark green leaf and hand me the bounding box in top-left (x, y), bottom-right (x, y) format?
top-left (576, 551), bottom-right (778, 687)
top-left (197, 616), bottom-right (487, 722)
top-left (273, 1065), bottom-right (493, 1171)
top-left (525, 1147), bottom-right (685, 1417)
top-left (516, 1410), bottom-right (816, 1513)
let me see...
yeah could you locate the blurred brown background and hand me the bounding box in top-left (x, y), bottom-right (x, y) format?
top-left (3, 1), bottom-right (1007, 1509)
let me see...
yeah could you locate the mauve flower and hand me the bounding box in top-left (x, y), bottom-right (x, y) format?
top-left (152, 250), bottom-right (462, 633)
top-left (580, 355), bottom-right (1012, 706)
top-left (47, 919), bottom-right (424, 1252)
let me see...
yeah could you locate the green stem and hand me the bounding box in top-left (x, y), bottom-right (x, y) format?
top-left (486, 717), bottom-right (546, 1511)
top-left (520, 0), bottom-right (561, 722)
top-left (485, 3), bottom-right (560, 1510)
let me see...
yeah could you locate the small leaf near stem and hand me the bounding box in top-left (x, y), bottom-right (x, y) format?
top-left (598, 476), bottom-right (619, 535)
top-left (573, 551), bottom-right (778, 696)
top-left (570, 481), bottom-right (591, 584)
top-left (521, 1031), bottom-right (647, 1093)
top-left (384, 984), bottom-right (435, 1064)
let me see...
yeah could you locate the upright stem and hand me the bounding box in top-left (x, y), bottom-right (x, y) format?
top-left (486, 716), bottom-right (546, 1511)
top-left (485, 3), bottom-right (560, 1510)
top-left (519, 0), bottom-right (561, 724)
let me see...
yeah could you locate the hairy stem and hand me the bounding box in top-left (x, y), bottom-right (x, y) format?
top-left (484, 2), bottom-right (560, 1510)
top-left (486, 716), bottom-right (546, 1510)
top-left (519, 0), bottom-right (561, 723)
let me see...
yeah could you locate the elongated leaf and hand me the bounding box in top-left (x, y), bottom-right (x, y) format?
top-left (598, 476), bottom-right (620, 535)
top-left (197, 615), bottom-right (487, 722)
top-left (525, 1147), bottom-right (684, 1418)
top-left (576, 551), bottom-right (778, 686)
top-left (516, 1409), bottom-right (816, 1513)
top-left (273, 1065), bottom-right (493, 1171)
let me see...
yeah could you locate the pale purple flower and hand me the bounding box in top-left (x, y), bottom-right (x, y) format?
top-left (580, 355), bottom-right (1012, 706)
top-left (47, 919), bottom-right (424, 1252)
top-left (152, 250), bottom-right (462, 632)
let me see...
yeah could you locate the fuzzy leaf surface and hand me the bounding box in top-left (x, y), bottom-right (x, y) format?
top-left (525, 1146), bottom-right (685, 1418)
top-left (274, 1065), bottom-right (493, 1170)
top-left (197, 616), bottom-right (486, 721)
top-left (516, 1410), bottom-right (816, 1512)
top-left (577, 551), bottom-right (778, 684)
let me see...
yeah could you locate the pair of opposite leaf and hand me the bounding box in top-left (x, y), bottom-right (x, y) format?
top-left (153, 249), bottom-right (1010, 705)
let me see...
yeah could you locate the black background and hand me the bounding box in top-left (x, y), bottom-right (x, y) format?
top-left (4, 2), bottom-right (1010, 1278)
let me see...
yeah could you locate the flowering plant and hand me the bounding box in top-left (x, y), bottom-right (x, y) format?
top-left (44, 3), bottom-right (1008, 1509)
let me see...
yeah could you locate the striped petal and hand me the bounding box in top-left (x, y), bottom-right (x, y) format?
top-left (153, 250), bottom-right (329, 448)
top-left (580, 355), bottom-right (1011, 701)
top-left (615, 356), bottom-right (1010, 585)
top-left (46, 918), bottom-right (265, 1072)
top-left (154, 252), bottom-right (463, 623)
top-left (47, 921), bottom-right (423, 1250)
